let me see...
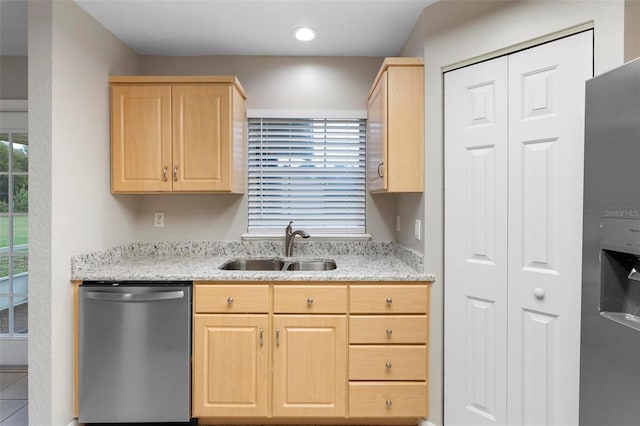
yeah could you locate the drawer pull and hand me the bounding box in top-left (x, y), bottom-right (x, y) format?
top-left (307, 297), bottom-right (314, 305)
top-left (227, 297), bottom-right (234, 304)
top-left (386, 297), bottom-right (393, 305)
top-left (386, 399), bottom-right (392, 408)
top-left (259, 328), bottom-right (264, 347)
top-left (385, 361), bottom-right (392, 369)
top-left (386, 328), bottom-right (393, 336)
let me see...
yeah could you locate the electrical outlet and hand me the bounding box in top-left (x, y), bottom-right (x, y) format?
top-left (154, 212), bottom-right (165, 227)
top-left (414, 219), bottom-right (421, 240)
top-left (396, 215), bottom-right (401, 232)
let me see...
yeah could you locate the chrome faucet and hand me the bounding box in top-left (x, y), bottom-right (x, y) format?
top-left (285, 221), bottom-right (310, 257)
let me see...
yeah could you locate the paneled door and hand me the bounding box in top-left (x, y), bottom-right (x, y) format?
top-left (506, 31), bottom-right (592, 426)
top-left (444, 30), bottom-right (593, 426)
top-left (444, 55), bottom-right (509, 426)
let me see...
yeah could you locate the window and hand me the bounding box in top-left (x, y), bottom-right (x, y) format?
top-left (248, 117), bottom-right (366, 234)
top-left (0, 131), bottom-right (28, 336)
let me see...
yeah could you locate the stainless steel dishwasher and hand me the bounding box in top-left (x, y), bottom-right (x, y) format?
top-left (79, 281), bottom-right (192, 424)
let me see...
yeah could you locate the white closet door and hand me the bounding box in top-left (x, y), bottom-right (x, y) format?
top-left (506, 31), bottom-right (592, 426)
top-left (444, 56), bottom-right (508, 426)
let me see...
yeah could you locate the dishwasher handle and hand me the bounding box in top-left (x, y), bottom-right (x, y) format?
top-left (83, 290), bottom-right (185, 303)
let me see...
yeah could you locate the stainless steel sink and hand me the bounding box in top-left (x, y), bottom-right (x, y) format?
top-left (219, 258), bottom-right (336, 271)
top-left (219, 258), bottom-right (285, 271)
top-left (285, 260), bottom-right (337, 271)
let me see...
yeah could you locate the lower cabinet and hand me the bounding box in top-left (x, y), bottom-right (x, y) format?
top-left (192, 281), bottom-right (429, 422)
top-left (192, 315), bottom-right (269, 417)
top-left (272, 315), bottom-right (346, 417)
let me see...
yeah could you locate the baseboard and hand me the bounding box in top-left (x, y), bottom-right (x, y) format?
top-left (418, 420), bottom-right (440, 426)
top-left (68, 419), bottom-right (79, 426)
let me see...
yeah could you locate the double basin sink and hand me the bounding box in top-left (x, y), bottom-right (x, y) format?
top-left (220, 257), bottom-right (337, 272)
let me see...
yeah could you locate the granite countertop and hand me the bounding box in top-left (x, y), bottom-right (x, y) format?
top-left (71, 241), bottom-right (435, 283)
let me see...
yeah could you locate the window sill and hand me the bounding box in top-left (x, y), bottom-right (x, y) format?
top-left (241, 233), bottom-right (373, 242)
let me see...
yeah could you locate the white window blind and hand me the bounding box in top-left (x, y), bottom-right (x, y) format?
top-left (248, 117), bottom-right (366, 234)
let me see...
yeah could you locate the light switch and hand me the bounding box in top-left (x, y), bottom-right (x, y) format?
top-left (414, 219), bottom-right (421, 240)
top-left (396, 216), bottom-right (401, 232)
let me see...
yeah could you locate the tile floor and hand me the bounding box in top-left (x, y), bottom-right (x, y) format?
top-left (0, 367), bottom-right (27, 426)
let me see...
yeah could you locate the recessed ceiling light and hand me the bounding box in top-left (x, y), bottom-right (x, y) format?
top-left (294, 27), bottom-right (317, 42)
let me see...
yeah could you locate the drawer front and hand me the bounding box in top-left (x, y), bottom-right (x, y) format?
top-left (195, 285), bottom-right (269, 313)
top-left (349, 346), bottom-right (427, 381)
top-left (350, 285), bottom-right (428, 314)
top-left (274, 285), bottom-right (347, 313)
top-left (349, 316), bottom-right (427, 344)
top-left (349, 382), bottom-right (428, 418)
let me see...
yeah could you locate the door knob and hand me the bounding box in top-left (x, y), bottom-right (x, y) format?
top-left (533, 288), bottom-right (545, 299)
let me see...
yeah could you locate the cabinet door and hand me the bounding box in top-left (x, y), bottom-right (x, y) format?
top-left (192, 315), bottom-right (268, 417)
top-left (172, 84), bottom-right (232, 192)
top-left (111, 85), bottom-right (172, 193)
top-left (367, 71), bottom-right (387, 192)
top-left (273, 315), bottom-right (347, 417)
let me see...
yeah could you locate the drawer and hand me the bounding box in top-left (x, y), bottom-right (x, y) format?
top-left (195, 285), bottom-right (269, 313)
top-left (348, 382), bottom-right (428, 418)
top-left (349, 316), bottom-right (427, 344)
top-left (349, 346), bottom-right (427, 380)
top-left (274, 285), bottom-right (347, 313)
top-left (350, 285), bottom-right (428, 314)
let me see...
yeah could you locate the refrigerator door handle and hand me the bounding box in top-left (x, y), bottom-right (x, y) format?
top-left (83, 290), bottom-right (185, 302)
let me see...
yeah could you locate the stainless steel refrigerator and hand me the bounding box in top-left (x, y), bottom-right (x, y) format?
top-left (580, 58), bottom-right (640, 425)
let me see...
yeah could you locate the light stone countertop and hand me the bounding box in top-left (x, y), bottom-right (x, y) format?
top-left (71, 241), bottom-right (435, 283)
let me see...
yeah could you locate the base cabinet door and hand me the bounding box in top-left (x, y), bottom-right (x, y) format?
top-left (272, 315), bottom-right (347, 417)
top-left (192, 315), bottom-right (268, 417)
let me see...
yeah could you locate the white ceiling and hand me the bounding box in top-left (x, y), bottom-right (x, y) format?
top-left (0, 0), bottom-right (438, 57)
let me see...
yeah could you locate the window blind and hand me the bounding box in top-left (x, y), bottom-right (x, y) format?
top-left (248, 117), bottom-right (366, 234)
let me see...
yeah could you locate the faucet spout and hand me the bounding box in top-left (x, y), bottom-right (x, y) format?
top-left (285, 221), bottom-right (310, 257)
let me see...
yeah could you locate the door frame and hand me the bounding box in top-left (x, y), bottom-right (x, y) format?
top-left (443, 27), bottom-right (594, 425)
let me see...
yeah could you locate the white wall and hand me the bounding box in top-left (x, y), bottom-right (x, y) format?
top-left (28, 0), bottom-right (140, 424)
top-left (400, 1), bottom-right (629, 424)
top-left (0, 56), bottom-right (28, 99)
top-left (136, 55), bottom-right (396, 241)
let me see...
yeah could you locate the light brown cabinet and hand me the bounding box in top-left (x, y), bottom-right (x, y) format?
top-left (192, 314), bottom-right (269, 417)
top-left (192, 281), bottom-right (429, 423)
top-left (109, 76), bottom-right (246, 194)
top-left (192, 284), bottom-right (269, 417)
top-left (271, 285), bottom-right (347, 416)
top-left (367, 58), bottom-right (424, 193)
top-left (348, 284), bottom-right (429, 418)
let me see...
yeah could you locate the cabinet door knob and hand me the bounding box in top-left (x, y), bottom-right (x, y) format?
top-left (259, 328), bottom-right (264, 347)
top-left (386, 399), bottom-right (392, 408)
top-left (162, 166), bottom-right (168, 182)
top-left (173, 166), bottom-right (178, 182)
top-left (377, 162), bottom-right (385, 178)
top-left (276, 328), bottom-right (280, 347)
top-left (386, 297), bottom-right (393, 305)
top-left (227, 297), bottom-right (234, 304)
top-left (385, 361), bottom-right (392, 369)
top-left (386, 328), bottom-right (393, 336)
top-left (307, 297), bottom-right (314, 305)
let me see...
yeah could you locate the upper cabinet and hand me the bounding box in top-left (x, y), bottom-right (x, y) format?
top-left (109, 76), bottom-right (247, 194)
top-left (367, 58), bottom-right (424, 193)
